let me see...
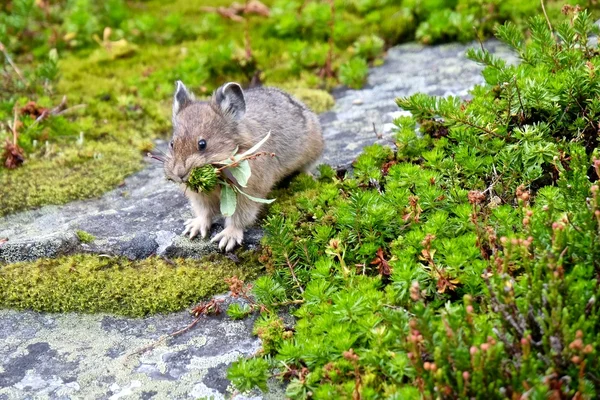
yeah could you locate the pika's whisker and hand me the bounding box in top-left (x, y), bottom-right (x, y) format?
top-left (147, 153), bottom-right (165, 163)
top-left (154, 148), bottom-right (169, 157)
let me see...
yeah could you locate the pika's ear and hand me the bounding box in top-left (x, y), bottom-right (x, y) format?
top-left (172, 80), bottom-right (194, 120)
top-left (214, 82), bottom-right (246, 121)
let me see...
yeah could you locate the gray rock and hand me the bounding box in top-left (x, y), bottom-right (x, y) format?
top-left (0, 149), bottom-right (262, 263)
top-left (0, 41), bottom-right (518, 399)
top-left (0, 296), bottom-right (285, 400)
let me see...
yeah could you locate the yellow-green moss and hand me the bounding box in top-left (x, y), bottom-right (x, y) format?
top-left (76, 230), bottom-right (95, 243)
top-left (0, 252), bottom-right (262, 317)
top-left (0, 142), bottom-right (142, 216)
top-left (286, 87), bottom-right (335, 114)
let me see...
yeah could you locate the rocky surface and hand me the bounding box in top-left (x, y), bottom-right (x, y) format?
top-left (0, 295), bottom-right (285, 400)
top-left (0, 40), bottom-right (517, 399)
top-left (0, 152), bottom-right (264, 264)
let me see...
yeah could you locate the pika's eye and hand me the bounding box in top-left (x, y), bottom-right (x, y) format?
top-left (169, 139), bottom-right (174, 149)
top-left (198, 139), bottom-right (207, 151)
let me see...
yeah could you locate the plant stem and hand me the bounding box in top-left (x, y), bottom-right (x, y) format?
top-left (0, 41), bottom-right (25, 83)
top-left (540, 0), bottom-right (554, 38)
top-left (285, 254), bottom-right (304, 293)
top-left (244, 0), bottom-right (253, 60)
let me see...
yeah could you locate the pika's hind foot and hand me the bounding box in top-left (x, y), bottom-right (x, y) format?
top-left (211, 225), bottom-right (243, 252)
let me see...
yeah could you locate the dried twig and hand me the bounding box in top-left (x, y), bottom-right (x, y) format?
top-left (0, 41), bottom-right (25, 83)
top-left (271, 299), bottom-right (304, 307)
top-left (285, 255), bottom-right (304, 293)
top-left (11, 107), bottom-right (18, 145)
top-left (25, 96), bottom-right (86, 133)
top-left (125, 336), bottom-right (169, 360)
top-left (126, 298), bottom-right (224, 360)
top-left (244, 0), bottom-right (253, 60)
top-left (319, 0), bottom-right (336, 79)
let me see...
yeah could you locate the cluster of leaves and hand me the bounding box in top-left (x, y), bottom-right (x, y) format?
top-left (1, 0), bottom-right (173, 55)
top-left (228, 9), bottom-right (600, 398)
top-left (409, 0), bottom-right (597, 45)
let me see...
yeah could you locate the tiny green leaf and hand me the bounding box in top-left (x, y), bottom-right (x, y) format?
top-left (229, 160), bottom-right (251, 187)
top-left (236, 187), bottom-right (276, 204)
top-left (220, 184), bottom-right (237, 216)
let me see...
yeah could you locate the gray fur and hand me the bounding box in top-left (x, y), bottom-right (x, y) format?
top-left (172, 81), bottom-right (194, 126)
top-left (164, 82), bottom-right (324, 251)
top-left (215, 82), bottom-right (246, 121)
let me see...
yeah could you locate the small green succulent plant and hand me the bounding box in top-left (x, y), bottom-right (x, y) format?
top-left (186, 164), bottom-right (219, 193)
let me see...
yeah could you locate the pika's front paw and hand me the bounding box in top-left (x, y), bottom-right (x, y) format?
top-left (182, 216), bottom-right (212, 239)
top-left (210, 226), bottom-right (243, 252)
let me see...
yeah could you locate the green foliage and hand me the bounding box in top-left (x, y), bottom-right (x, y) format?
top-left (76, 230), bottom-right (95, 243)
top-left (0, 252), bottom-right (262, 317)
top-left (351, 34), bottom-right (385, 61)
top-left (229, 11), bottom-right (600, 398)
top-left (339, 57), bottom-right (369, 89)
top-left (227, 303), bottom-right (253, 320)
top-left (409, 0), bottom-right (595, 45)
top-left (227, 357), bottom-right (270, 393)
top-left (186, 165), bottom-right (219, 193)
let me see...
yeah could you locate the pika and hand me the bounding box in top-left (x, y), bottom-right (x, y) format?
top-left (164, 81), bottom-right (324, 251)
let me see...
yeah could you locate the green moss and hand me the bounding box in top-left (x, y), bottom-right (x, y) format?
top-left (285, 87), bottom-right (335, 114)
top-left (76, 230), bottom-right (95, 243)
top-left (0, 252), bottom-right (262, 317)
top-left (0, 142), bottom-right (142, 217)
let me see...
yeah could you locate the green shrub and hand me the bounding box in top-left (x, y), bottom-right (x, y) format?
top-left (228, 9), bottom-right (600, 398)
top-left (339, 57), bottom-right (369, 89)
top-left (351, 34), bottom-right (385, 61)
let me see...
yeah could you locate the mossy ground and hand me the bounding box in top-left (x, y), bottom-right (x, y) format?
top-left (3, 0), bottom-right (579, 216)
top-left (0, 0), bottom-right (339, 216)
top-left (0, 252), bottom-right (262, 317)
top-left (0, 142), bottom-right (142, 216)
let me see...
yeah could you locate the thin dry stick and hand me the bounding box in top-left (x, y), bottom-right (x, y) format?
top-left (168, 316), bottom-right (203, 338)
top-left (285, 255), bottom-right (304, 293)
top-left (540, 0), bottom-right (554, 38)
top-left (22, 96), bottom-right (87, 136)
top-left (321, 0), bottom-right (335, 79)
top-left (126, 313), bottom-right (205, 360)
top-left (271, 299), bottom-right (305, 307)
top-left (12, 107), bottom-right (18, 145)
top-left (125, 335), bottom-right (169, 360)
top-left (0, 41), bottom-right (25, 82)
top-left (54, 104), bottom-right (87, 115)
top-left (244, 0), bottom-right (253, 60)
